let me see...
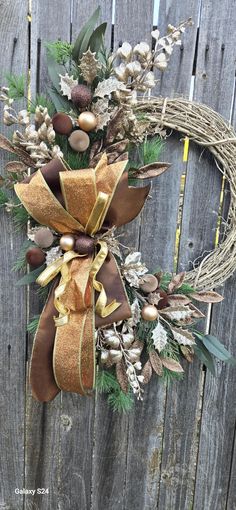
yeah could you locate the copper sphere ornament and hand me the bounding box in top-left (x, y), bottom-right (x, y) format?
top-left (78, 111), bottom-right (97, 132)
top-left (139, 274), bottom-right (158, 293)
top-left (60, 234), bottom-right (75, 251)
top-left (68, 130), bottom-right (90, 152)
top-left (52, 112), bottom-right (73, 135)
top-left (26, 247), bottom-right (46, 268)
top-left (74, 234), bottom-right (94, 255)
top-left (34, 228), bottom-right (54, 248)
top-left (141, 304), bottom-right (158, 321)
top-left (71, 84), bottom-right (92, 109)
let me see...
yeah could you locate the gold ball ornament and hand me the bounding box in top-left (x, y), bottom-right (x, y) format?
top-left (68, 130), bottom-right (90, 152)
top-left (141, 304), bottom-right (158, 321)
top-left (78, 111), bottom-right (97, 132)
top-left (60, 234), bottom-right (75, 251)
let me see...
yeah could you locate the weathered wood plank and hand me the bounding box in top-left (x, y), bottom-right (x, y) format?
top-left (124, 3), bottom-right (200, 509)
top-left (158, 0), bottom-right (236, 507)
top-left (24, 2), bottom-right (71, 509)
top-left (192, 3), bottom-right (236, 504)
top-left (0, 2), bottom-right (28, 509)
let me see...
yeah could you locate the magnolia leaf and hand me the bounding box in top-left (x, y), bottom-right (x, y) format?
top-left (141, 360), bottom-right (153, 384)
top-left (149, 350), bottom-right (163, 376)
top-left (167, 294), bottom-right (191, 306)
top-left (161, 357), bottom-right (184, 373)
top-left (194, 337), bottom-right (216, 375)
top-left (198, 333), bottom-right (236, 363)
top-left (134, 162), bottom-right (171, 180)
top-left (80, 50), bottom-right (101, 84)
top-left (168, 272), bottom-right (186, 293)
top-left (171, 326), bottom-right (195, 346)
top-left (152, 321), bottom-right (168, 352)
top-left (88, 22), bottom-right (107, 54)
top-left (59, 73), bottom-right (77, 100)
top-left (5, 161), bottom-right (27, 173)
top-left (160, 305), bottom-right (192, 321)
top-left (191, 291), bottom-right (224, 303)
top-left (72, 7), bottom-right (100, 61)
top-left (0, 135), bottom-right (36, 167)
top-left (16, 265), bottom-right (45, 286)
top-left (180, 345), bottom-right (194, 363)
top-left (94, 77), bottom-right (126, 98)
top-left (116, 360), bottom-right (129, 393)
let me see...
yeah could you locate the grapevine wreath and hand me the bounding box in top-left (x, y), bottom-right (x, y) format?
top-left (0, 9), bottom-right (235, 411)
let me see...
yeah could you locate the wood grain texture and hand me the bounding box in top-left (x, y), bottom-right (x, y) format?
top-left (24, 2), bottom-right (71, 509)
top-left (0, 1), bottom-right (236, 509)
top-left (192, 3), bottom-right (236, 506)
top-left (0, 2), bottom-right (28, 509)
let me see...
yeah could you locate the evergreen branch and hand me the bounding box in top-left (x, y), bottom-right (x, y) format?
top-left (12, 239), bottom-right (34, 272)
top-left (5, 73), bottom-right (25, 99)
top-left (27, 315), bottom-right (40, 335)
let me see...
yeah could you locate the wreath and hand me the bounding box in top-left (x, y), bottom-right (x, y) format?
top-left (0, 8), bottom-right (235, 412)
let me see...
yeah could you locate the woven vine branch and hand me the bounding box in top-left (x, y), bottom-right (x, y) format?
top-left (134, 97), bottom-right (236, 290)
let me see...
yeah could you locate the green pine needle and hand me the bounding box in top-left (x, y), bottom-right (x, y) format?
top-left (45, 41), bottom-right (73, 65)
top-left (0, 188), bottom-right (8, 207)
top-left (107, 390), bottom-right (134, 413)
top-left (128, 137), bottom-right (164, 170)
top-left (27, 315), bottom-right (40, 335)
top-left (96, 368), bottom-right (134, 413)
top-left (12, 204), bottom-right (29, 229)
top-left (5, 73), bottom-right (25, 99)
top-left (29, 94), bottom-right (55, 116)
top-left (96, 369), bottom-right (119, 393)
top-left (161, 367), bottom-right (184, 384)
top-left (12, 239), bottom-right (34, 272)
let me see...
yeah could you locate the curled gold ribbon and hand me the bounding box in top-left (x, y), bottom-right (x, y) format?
top-left (36, 251), bottom-right (83, 325)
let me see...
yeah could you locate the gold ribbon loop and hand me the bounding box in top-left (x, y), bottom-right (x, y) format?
top-left (36, 251), bottom-right (83, 325)
top-left (85, 191), bottom-right (110, 235)
top-left (90, 240), bottom-right (121, 317)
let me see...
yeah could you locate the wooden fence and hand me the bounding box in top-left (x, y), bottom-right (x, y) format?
top-left (0, 1), bottom-right (236, 509)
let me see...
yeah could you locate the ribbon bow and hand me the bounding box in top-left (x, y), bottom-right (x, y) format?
top-left (15, 154), bottom-right (150, 401)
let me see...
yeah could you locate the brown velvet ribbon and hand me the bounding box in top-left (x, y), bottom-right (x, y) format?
top-left (15, 155), bottom-right (150, 402)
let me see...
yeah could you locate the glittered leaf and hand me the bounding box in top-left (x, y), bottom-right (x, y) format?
top-left (5, 161), bottom-right (27, 173)
top-left (116, 360), bottom-right (129, 393)
top-left (91, 98), bottom-right (111, 130)
top-left (167, 294), bottom-right (191, 306)
top-left (161, 357), bottom-right (184, 373)
top-left (80, 49), bottom-right (101, 84)
top-left (133, 162), bottom-right (171, 180)
top-left (160, 305), bottom-right (192, 321)
top-left (149, 350), bottom-right (163, 376)
top-left (171, 326), bottom-right (195, 346)
top-left (141, 360), bottom-right (152, 384)
top-left (94, 77), bottom-right (126, 98)
top-left (191, 291), bottom-right (224, 303)
top-left (59, 73), bottom-right (77, 100)
top-left (152, 322), bottom-right (168, 352)
top-left (168, 272), bottom-right (186, 293)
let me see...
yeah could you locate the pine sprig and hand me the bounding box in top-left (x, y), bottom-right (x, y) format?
top-left (45, 41), bottom-right (73, 65)
top-left (0, 188), bottom-right (8, 207)
top-left (12, 239), bottom-right (34, 272)
top-left (27, 315), bottom-right (40, 335)
top-left (5, 73), bottom-right (25, 99)
top-left (29, 94), bottom-right (55, 116)
top-left (12, 204), bottom-right (29, 229)
top-left (96, 368), bottom-right (134, 413)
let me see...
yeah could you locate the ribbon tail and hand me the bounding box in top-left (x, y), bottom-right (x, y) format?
top-left (95, 252), bottom-right (132, 328)
top-left (53, 256), bottom-right (96, 394)
top-left (29, 277), bottom-right (60, 402)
